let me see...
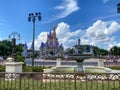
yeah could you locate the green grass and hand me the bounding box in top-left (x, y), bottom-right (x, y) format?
top-left (0, 78), bottom-right (120, 90)
top-left (109, 66), bottom-right (120, 70)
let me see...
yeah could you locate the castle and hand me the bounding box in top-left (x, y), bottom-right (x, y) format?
top-left (73, 39), bottom-right (93, 55)
top-left (40, 26), bottom-right (64, 58)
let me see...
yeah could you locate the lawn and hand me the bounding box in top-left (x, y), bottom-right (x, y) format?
top-left (0, 77), bottom-right (120, 90)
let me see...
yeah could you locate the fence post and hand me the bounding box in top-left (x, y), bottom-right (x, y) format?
top-left (74, 73), bottom-right (77, 90)
top-left (19, 73), bottom-right (21, 90)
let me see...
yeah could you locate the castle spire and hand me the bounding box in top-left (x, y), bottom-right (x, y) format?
top-left (52, 24), bottom-right (56, 45)
top-left (78, 39), bottom-right (80, 45)
top-left (52, 25), bottom-right (56, 35)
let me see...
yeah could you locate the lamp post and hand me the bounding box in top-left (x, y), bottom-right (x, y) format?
top-left (117, 3), bottom-right (120, 13)
top-left (112, 48), bottom-right (114, 56)
top-left (28, 12), bottom-right (41, 66)
top-left (8, 32), bottom-right (20, 58)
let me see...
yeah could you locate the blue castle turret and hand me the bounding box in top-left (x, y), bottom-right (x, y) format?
top-left (22, 42), bottom-right (28, 58)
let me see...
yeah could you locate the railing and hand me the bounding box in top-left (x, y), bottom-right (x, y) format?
top-left (0, 72), bottom-right (120, 90)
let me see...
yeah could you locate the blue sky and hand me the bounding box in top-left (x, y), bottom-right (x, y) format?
top-left (0, 0), bottom-right (120, 50)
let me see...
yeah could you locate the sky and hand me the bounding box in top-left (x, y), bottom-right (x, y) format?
top-left (0, 0), bottom-right (120, 50)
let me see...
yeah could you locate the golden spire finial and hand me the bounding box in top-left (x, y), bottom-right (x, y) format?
top-left (52, 23), bottom-right (56, 31)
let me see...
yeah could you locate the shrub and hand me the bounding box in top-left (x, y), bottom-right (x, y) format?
top-left (16, 55), bottom-right (26, 67)
top-left (22, 66), bottom-right (44, 72)
top-left (23, 66), bottom-right (33, 72)
top-left (32, 66), bottom-right (43, 72)
top-left (0, 66), bottom-right (5, 72)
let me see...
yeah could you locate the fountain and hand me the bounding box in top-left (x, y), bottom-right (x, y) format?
top-left (75, 59), bottom-right (84, 72)
top-left (44, 57), bottom-right (118, 73)
top-left (63, 38), bottom-right (94, 72)
top-left (44, 39), bottom-right (120, 73)
top-left (44, 39), bottom-right (94, 73)
top-left (68, 53), bottom-right (93, 72)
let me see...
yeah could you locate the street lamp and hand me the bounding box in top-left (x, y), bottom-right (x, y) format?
top-left (117, 3), bottom-right (120, 13)
top-left (28, 12), bottom-right (41, 66)
top-left (8, 32), bottom-right (20, 58)
top-left (112, 48), bottom-right (114, 56)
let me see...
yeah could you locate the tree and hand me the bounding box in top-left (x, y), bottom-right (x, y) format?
top-left (65, 48), bottom-right (74, 54)
top-left (0, 40), bottom-right (23, 58)
top-left (0, 40), bottom-right (12, 58)
top-left (110, 46), bottom-right (120, 56)
top-left (84, 45), bottom-right (90, 51)
top-left (65, 44), bottom-right (109, 58)
top-left (16, 55), bottom-right (26, 66)
top-left (15, 43), bottom-right (23, 55)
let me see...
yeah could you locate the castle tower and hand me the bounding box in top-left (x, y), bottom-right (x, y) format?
top-left (90, 45), bottom-right (94, 56)
top-left (78, 39), bottom-right (80, 45)
top-left (52, 26), bottom-right (56, 45)
top-left (22, 42), bottom-right (28, 58)
top-left (40, 25), bottom-right (64, 58)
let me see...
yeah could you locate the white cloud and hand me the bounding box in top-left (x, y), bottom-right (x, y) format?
top-left (82, 20), bottom-right (120, 50)
top-left (103, 0), bottom-right (110, 3)
top-left (0, 37), bottom-right (2, 41)
top-left (29, 20), bottom-right (120, 50)
top-left (29, 22), bottom-right (82, 50)
top-left (44, 0), bottom-right (79, 23)
top-left (107, 22), bottom-right (120, 35)
top-left (117, 43), bottom-right (120, 47)
top-left (108, 41), bottom-right (118, 50)
top-left (85, 20), bottom-right (120, 40)
top-left (56, 22), bottom-right (82, 48)
top-left (34, 32), bottom-right (48, 49)
top-left (27, 32), bottom-right (48, 50)
top-left (55, 0), bottom-right (79, 19)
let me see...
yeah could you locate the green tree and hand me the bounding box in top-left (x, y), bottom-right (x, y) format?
top-left (0, 40), bottom-right (23, 58)
top-left (65, 48), bottom-right (74, 54)
top-left (65, 45), bottom-right (109, 57)
top-left (110, 46), bottom-right (120, 56)
top-left (84, 45), bottom-right (90, 51)
top-left (15, 43), bottom-right (23, 55)
top-left (16, 55), bottom-right (26, 66)
top-left (0, 40), bottom-right (12, 58)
